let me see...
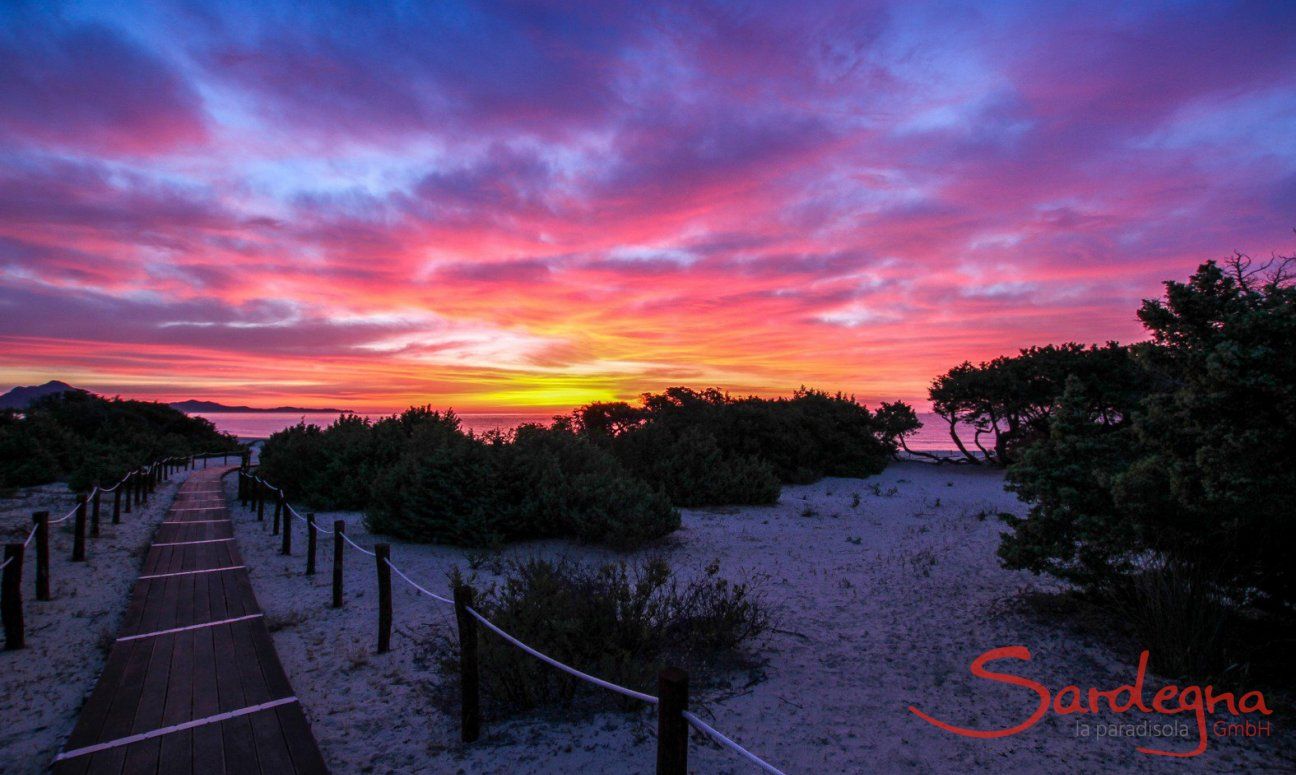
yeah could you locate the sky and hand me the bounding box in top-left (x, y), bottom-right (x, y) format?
top-left (1, 1), bottom-right (1293, 412)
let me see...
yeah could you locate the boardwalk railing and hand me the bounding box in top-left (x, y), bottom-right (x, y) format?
top-left (2, 452), bottom-right (241, 651)
top-left (240, 469), bottom-right (787, 775)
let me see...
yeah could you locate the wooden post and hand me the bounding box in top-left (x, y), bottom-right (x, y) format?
top-left (256, 481), bottom-right (266, 522)
top-left (72, 494), bottom-right (87, 562)
top-left (2, 543), bottom-right (23, 650)
top-left (332, 520), bottom-right (345, 608)
top-left (203, 455), bottom-right (208, 469)
top-left (131, 471), bottom-right (140, 508)
top-left (272, 490), bottom-right (282, 535)
top-left (91, 483), bottom-right (101, 538)
top-left (32, 512), bottom-right (49, 601)
top-left (112, 486), bottom-right (121, 524)
top-left (375, 544), bottom-right (391, 654)
top-left (238, 472), bottom-right (246, 508)
top-left (657, 667), bottom-right (689, 775)
top-left (306, 513), bottom-right (317, 575)
top-left (454, 585), bottom-right (480, 743)
top-left (124, 473), bottom-right (133, 514)
top-left (280, 498), bottom-right (292, 556)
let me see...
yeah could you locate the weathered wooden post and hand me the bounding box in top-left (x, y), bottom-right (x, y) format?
top-left (2, 543), bottom-right (23, 650)
top-left (32, 512), bottom-right (49, 601)
top-left (124, 473), bottom-right (134, 514)
top-left (91, 483), bottom-right (101, 538)
top-left (112, 485), bottom-right (122, 524)
top-left (306, 513), bottom-right (317, 575)
top-left (332, 520), bottom-right (345, 608)
top-left (272, 489), bottom-right (282, 535)
top-left (454, 585), bottom-right (480, 743)
top-left (375, 544), bottom-right (391, 653)
top-left (657, 667), bottom-right (689, 775)
top-left (280, 499), bottom-right (292, 555)
top-left (72, 494), bottom-right (87, 562)
top-left (256, 481), bottom-right (266, 522)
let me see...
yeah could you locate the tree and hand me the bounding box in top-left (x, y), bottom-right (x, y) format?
top-left (1001, 255), bottom-right (1296, 610)
top-left (929, 343), bottom-right (1144, 464)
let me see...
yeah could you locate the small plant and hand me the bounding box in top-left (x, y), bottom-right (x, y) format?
top-left (850, 493), bottom-right (861, 508)
top-left (432, 557), bottom-right (768, 716)
top-left (907, 548), bottom-right (938, 577)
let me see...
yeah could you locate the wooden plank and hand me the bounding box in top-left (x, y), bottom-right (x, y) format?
top-left (55, 468), bottom-right (326, 774)
top-left (219, 715), bottom-right (260, 772)
top-left (156, 630), bottom-right (197, 770)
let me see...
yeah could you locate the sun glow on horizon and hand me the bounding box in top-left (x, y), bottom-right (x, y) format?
top-left (1, 2), bottom-right (1293, 411)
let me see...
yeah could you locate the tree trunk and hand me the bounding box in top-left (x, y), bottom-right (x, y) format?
top-left (946, 418), bottom-right (981, 464)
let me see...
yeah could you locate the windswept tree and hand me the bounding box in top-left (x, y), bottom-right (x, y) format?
top-left (1001, 254), bottom-right (1296, 611)
top-left (928, 342), bottom-right (1145, 464)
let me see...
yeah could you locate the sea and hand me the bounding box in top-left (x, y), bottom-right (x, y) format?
top-left (193, 411), bottom-right (965, 451)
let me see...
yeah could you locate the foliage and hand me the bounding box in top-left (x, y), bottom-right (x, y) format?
top-left (262, 409), bottom-right (679, 549)
top-left (433, 557), bottom-right (768, 714)
top-left (1001, 255), bottom-right (1296, 614)
top-left (0, 390), bottom-right (241, 490)
top-left (929, 342), bottom-right (1146, 464)
top-left (571, 386), bottom-right (918, 505)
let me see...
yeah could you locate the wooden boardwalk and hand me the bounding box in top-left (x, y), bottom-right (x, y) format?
top-left (53, 468), bottom-right (327, 774)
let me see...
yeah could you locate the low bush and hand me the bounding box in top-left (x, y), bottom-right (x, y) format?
top-left (572, 387), bottom-right (918, 506)
top-left (0, 390), bottom-right (240, 490)
top-left (432, 557), bottom-right (769, 714)
top-left (265, 410), bottom-right (680, 549)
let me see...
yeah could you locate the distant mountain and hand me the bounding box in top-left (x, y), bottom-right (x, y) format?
top-left (0, 380), bottom-right (84, 409)
top-left (169, 399), bottom-right (351, 414)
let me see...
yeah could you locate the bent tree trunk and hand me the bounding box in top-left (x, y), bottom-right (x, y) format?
top-left (973, 428), bottom-right (997, 464)
top-left (946, 417), bottom-right (981, 464)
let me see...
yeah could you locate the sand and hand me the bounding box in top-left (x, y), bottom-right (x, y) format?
top-left (224, 461), bottom-right (1290, 774)
top-left (0, 471), bottom-right (191, 772)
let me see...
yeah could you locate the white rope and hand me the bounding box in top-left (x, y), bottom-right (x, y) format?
top-left (466, 606), bottom-right (659, 705)
top-left (682, 711), bottom-right (787, 774)
top-left (49, 503), bottom-right (80, 525)
top-left (22, 523), bottom-right (37, 548)
top-left (0, 556), bottom-right (11, 571)
top-left (384, 559), bottom-right (453, 605)
top-left (338, 530), bottom-right (376, 557)
top-left (232, 470), bottom-right (783, 775)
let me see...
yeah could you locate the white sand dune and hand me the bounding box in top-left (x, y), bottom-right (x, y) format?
top-left (226, 462), bottom-right (1290, 773)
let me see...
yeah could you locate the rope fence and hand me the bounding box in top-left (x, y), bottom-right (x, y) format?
top-left (3, 451), bottom-right (242, 651)
top-left (239, 469), bottom-right (787, 775)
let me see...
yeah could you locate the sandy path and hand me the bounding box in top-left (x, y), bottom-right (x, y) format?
top-left (228, 462), bottom-right (1291, 773)
top-left (0, 472), bottom-right (190, 772)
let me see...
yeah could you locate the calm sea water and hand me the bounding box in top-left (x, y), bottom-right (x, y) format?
top-left (194, 410), bottom-right (966, 451)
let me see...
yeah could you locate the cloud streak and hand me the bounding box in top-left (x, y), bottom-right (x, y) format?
top-left (1, 0), bottom-right (1293, 410)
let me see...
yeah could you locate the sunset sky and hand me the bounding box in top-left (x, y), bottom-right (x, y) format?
top-left (1, 1), bottom-right (1293, 412)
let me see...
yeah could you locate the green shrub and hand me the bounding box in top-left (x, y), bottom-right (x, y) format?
top-left (0, 391), bottom-right (240, 490)
top-left (433, 557), bottom-right (768, 714)
top-left (504, 425), bottom-right (679, 547)
top-left (572, 386), bottom-right (914, 505)
top-left (999, 255), bottom-right (1296, 621)
top-left (611, 425), bottom-right (780, 506)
